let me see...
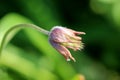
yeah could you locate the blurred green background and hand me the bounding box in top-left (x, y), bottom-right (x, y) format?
top-left (0, 0), bottom-right (120, 80)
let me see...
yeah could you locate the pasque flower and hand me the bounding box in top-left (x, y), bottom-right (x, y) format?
top-left (0, 23), bottom-right (85, 62)
top-left (49, 26), bottom-right (85, 62)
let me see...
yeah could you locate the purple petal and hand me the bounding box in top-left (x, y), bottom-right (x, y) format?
top-left (49, 40), bottom-right (76, 62)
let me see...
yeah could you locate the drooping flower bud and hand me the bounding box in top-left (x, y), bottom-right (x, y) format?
top-left (49, 26), bottom-right (85, 62)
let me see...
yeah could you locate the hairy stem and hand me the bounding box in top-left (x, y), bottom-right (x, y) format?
top-left (0, 24), bottom-right (49, 57)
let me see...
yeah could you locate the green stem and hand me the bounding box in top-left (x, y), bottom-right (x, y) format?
top-left (0, 24), bottom-right (49, 57)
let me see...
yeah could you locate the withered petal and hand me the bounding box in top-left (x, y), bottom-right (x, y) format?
top-left (74, 31), bottom-right (86, 35)
top-left (49, 40), bottom-right (76, 62)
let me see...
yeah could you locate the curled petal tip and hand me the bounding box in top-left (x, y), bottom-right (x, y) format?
top-left (67, 58), bottom-right (76, 62)
top-left (83, 32), bottom-right (86, 35)
top-left (79, 32), bottom-right (86, 35)
top-left (73, 59), bottom-right (76, 62)
top-left (67, 58), bottom-right (71, 61)
top-left (84, 33), bottom-right (86, 35)
top-left (70, 56), bottom-right (76, 62)
top-left (75, 32), bottom-right (86, 35)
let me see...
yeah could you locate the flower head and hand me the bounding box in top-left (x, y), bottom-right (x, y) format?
top-left (49, 26), bottom-right (85, 62)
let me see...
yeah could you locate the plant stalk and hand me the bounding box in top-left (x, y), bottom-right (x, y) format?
top-left (0, 24), bottom-right (49, 57)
